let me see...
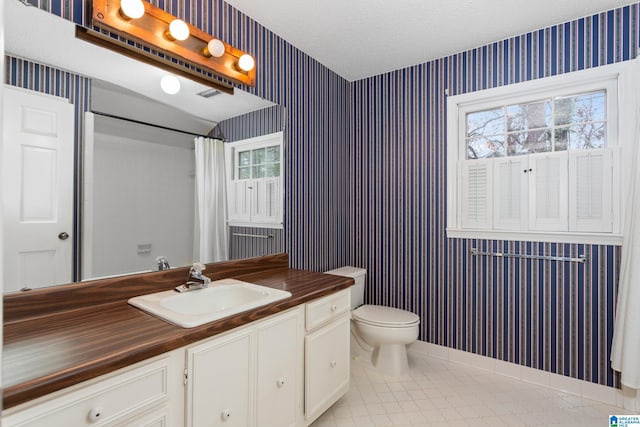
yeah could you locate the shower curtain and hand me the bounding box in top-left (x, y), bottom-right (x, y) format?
top-left (193, 136), bottom-right (229, 263)
top-left (611, 59), bottom-right (640, 390)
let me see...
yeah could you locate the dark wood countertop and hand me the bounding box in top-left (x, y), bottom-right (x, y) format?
top-left (3, 254), bottom-right (353, 409)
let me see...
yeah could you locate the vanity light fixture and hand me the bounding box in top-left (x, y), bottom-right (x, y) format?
top-left (167, 19), bottom-right (189, 41)
top-left (119, 0), bottom-right (145, 19)
top-left (160, 75), bottom-right (181, 94)
top-left (86, 0), bottom-right (257, 92)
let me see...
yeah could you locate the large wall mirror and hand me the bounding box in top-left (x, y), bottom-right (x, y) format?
top-left (2, 0), bottom-right (286, 293)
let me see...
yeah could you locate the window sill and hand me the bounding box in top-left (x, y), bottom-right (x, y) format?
top-left (446, 228), bottom-right (623, 246)
top-left (228, 221), bottom-right (283, 230)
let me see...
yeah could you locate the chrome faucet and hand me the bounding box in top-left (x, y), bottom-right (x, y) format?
top-left (156, 256), bottom-right (170, 271)
top-left (174, 263), bottom-right (211, 292)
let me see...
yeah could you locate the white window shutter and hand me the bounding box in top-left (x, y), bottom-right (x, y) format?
top-left (493, 157), bottom-right (529, 230)
top-left (461, 160), bottom-right (493, 229)
top-left (569, 148), bottom-right (613, 232)
top-left (252, 177), bottom-right (282, 224)
top-left (227, 180), bottom-right (252, 222)
top-left (528, 152), bottom-right (568, 231)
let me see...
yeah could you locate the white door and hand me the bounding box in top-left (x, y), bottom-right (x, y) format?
top-left (2, 86), bottom-right (75, 292)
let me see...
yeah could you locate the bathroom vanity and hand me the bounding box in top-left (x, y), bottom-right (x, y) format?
top-left (2, 254), bottom-right (353, 426)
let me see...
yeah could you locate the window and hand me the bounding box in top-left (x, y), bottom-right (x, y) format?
top-left (447, 64), bottom-right (634, 245)
top-left (466, 90), bottom-right (606, 159)
top-left (225, 132), bottom-right (283, 228)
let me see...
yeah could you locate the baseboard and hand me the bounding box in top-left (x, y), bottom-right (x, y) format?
top-left (407, 340), bottom-right (639, 412)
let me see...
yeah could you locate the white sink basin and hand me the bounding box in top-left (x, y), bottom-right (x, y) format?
top-left (128, 278), bottom-right (292, 328)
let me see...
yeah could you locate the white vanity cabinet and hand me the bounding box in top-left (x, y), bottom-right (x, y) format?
top-left (3, 289), bottom-right (351, 427)
top-left (2, 350), bottom-right (185, 427)
top-left (185, 306), bottom-right (304, 427)
top-left (304, 289), bottom-right (351, 424)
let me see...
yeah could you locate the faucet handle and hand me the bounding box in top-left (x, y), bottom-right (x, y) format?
top-left (192, 262), bottom-right (206, 271)
top-left (156, 256), bottom-right (170, 271)
top-left (186, 262), bottom-right (211, 288)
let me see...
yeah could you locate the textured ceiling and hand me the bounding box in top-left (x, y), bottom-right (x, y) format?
top-left (224, 0), bottom-right (639, 81)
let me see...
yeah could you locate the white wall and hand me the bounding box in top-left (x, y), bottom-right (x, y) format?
top-left (90, 130), bottom-right (195, 278)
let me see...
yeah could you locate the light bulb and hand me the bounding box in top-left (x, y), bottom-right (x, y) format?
top-left (204, 38), bottom-right (225, 58)
top-left (160, 75), bottom-right (180, 94)
top-left (120, 0), bottom-right (145, 19)
top-left (238, 54), bottom-right (255, 72)
top-left (168, 19), bottom-right (189, 41)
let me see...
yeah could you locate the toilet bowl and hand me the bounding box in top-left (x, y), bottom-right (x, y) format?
top-left (352, 305), bottom-right (420, 376)
top-left (325, 267), bottom-right (420, 376)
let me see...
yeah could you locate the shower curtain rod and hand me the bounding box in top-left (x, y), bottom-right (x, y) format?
top-left (90, 110), bottom-right (215, 139)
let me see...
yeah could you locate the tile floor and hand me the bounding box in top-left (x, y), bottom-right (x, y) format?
top-left (311, 352), bottom-right (632, 426)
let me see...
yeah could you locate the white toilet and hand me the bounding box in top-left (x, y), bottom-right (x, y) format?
top-left (325, 266), bottom-right (420, 376)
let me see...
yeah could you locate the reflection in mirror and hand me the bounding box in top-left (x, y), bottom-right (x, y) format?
top-left (84, 112), bottom-right (198, 280)
top-left (2, 0), bottom-right (286, 293)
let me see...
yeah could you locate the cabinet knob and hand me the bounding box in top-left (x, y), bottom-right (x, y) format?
top-left (221, 409), bottom-right (231, 421)
top-left (87, 407), bottom-right (104, 423)
top-left (330, 304), bottom-right (337, 312)
top-left (276, 377), bottom-right (285, 388)
top-left (330, 360), bottom-right (337, 368)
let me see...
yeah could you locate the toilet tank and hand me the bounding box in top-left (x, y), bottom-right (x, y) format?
top-left (324, 266), bottom-right (367, 309)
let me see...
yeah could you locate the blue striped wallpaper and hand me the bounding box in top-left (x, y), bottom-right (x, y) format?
top-left (4, 55), bottom-right (91, 282)
top-left (218, 104), bottom-right (285, 142)
top-left (20, 0), bottom-right (640, 388)
top-left (350, 5), bottom-right (638, 388)
top-left (228, 226), bottom-right (284, 260)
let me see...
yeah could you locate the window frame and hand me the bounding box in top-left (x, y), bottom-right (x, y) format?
top-left (225, 131), bottom-right (284, 229)
top-left (446, 62), bottom-right (636, 245)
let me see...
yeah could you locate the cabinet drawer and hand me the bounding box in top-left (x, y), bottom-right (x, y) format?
top-left (3, 357), bottom-right (169, 427)
top-left (305, 289), bottom-right (350, 331)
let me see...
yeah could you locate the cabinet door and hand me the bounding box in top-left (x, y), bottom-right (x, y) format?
top-left (305, 315), bottom-right (350, 422)
top-left (256, 308), bottom-right (302, 427)
top-left (186, 328), bottom-right (253, 427)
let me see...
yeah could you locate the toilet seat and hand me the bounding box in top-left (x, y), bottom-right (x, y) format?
top-left (352, 305), bottom-right (420, 328)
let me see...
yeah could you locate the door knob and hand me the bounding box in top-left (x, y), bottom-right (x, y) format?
top-left (58, 232), bottom-right (69, 240)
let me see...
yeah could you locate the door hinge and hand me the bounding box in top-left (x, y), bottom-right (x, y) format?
top-left (183, 368), bottom-right (188, 385)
